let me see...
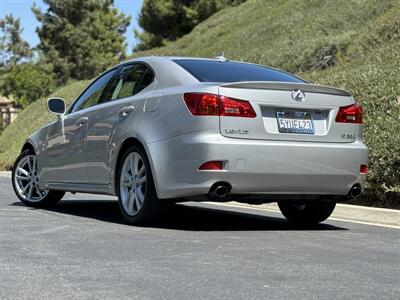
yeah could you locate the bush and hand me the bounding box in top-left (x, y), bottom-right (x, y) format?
top-left (305, 42), bottom-right (400, 204)
top-left (0, 63), bottom-right (56, 108)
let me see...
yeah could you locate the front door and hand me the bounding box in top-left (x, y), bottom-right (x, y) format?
top-left (42, 68), bottom-right (118, 183)
top-left (43, 112), bottom-right (87, 183)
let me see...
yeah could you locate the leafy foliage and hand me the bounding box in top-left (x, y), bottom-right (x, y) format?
top-left (304, 4), bottom-right (400, 202)
top-left (0, 14), bottom-right (32, 68)
top-left (0, 63), bottom-right (56, 108)
top-left (134, 0), bottom-right (246, 50)
top-left (32, 0), bottom-right (130, 84)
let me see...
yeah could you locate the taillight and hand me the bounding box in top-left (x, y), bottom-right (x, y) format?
top-left (183, 93), bottom-right (256, 118)
top-left (335, 103), bottom-right (363, 124)
top-left (199, 161), bottom-right (223, 170)
top-left (219, 96), bottom-right (256, 118)
top-left (360, 164), bottom-right (368, 174)
top-left (183, 93), bottom-right (219, 116)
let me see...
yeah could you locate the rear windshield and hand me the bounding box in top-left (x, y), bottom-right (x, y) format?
top-left (173, 59), bottom-right (305, 83)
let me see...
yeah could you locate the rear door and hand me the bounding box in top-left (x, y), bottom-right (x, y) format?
top-left (83, 62), bottom-right (155, 184)
top-left (219, 82), bottom-right (358, 143)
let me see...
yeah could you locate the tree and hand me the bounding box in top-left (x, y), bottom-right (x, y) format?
top-left (0, 14), bottom-right (32, 68)
top-left (32, 0), bottom-right (130, 83)
top-left (0, 63), bottom-right (56, 108)
top-left (134, 0), bottom-right (246, 51)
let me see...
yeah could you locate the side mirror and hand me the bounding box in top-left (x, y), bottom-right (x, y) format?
top-left (47, 98), bottom-right (66, 115)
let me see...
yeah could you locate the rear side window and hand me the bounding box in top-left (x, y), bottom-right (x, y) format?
top-left (173, 59), bottom-right (305, 83)
top-left (102, 63), bottom-right (154, 102)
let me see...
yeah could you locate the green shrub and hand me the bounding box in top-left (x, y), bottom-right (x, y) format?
top-left (1, 63), bottom-right (56, 108)
top-left (305, 41), bottom-right (400, 203)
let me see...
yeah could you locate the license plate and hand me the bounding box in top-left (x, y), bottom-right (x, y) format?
top-left (276, 111), bottom-right (315, 134)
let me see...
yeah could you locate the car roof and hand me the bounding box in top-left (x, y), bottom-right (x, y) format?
top-left (120, 55), bottom-right (289, 74)
top-left (121, 55), bottom-right (255, 65)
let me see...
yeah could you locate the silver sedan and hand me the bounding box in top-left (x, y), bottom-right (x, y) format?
top-left (12, 56), bottom-right (368, 224)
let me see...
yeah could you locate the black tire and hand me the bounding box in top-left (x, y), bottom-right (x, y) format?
top-left (12, 149), bottom-right (65, 207)
top-left (278, 200), bottom-right (336, 224)
top-left (116, 144), bottom-right (163, 225)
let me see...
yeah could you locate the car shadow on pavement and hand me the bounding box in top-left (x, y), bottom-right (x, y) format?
top-left (10, 200), bottom-right (347, 231)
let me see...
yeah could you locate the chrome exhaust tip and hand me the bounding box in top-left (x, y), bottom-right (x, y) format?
top-left (350, 184), bottom-right (362, 197)
top-left (215, 185), bottom-right (229, 198)
top-left (209, 182), bottom-right (232, 199)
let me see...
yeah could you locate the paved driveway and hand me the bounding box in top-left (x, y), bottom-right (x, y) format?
top-left (1, 176), bottom-right (399, 299)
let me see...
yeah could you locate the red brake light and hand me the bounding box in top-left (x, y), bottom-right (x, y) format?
top-left (360, 164), bottom-right (368, 174)
top-left (183, 93), bottom-right (219, 116)
top-left (335, 103), bottom-right (363, 124)
top-left (183, 93), bottom-right (256, 118)
top-left (199, 161), bottom-right (223, 170)
top-left (219, 95), bottom-right (256, 118)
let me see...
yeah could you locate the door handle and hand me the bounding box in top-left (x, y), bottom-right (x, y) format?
top-left (119, 106), bottom-right (135, 118)
top-left (76, 117), bottom-right (88, 127)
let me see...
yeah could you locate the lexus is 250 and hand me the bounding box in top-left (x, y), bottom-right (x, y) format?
top-left (12, 56), bottom-right (368, 224)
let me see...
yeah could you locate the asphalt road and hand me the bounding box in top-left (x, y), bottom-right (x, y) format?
top-left (1, 176), bottom-right (399, 299)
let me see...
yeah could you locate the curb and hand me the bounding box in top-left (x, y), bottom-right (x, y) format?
top-left (0, 171), bottom-right (11, 178)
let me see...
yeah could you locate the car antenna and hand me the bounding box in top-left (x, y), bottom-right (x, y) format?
top-left (214, 51), bottom-right (227, 62)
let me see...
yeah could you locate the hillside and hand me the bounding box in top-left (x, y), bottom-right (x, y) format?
top-left (0, 80), bottom-right (89, 167)
top-left (1, 0), bottom-right (399, 205)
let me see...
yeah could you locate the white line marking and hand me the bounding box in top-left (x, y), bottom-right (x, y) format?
top-left (336, 203), bottom-right (400, 213)
top-left (0, 208), bottom-right (30, 211)
top-left (328, 217), bottom-right (400, 230)
top-left (203, 202), bottom-right (400, 230)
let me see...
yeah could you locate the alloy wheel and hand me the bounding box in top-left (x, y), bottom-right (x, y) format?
top-left (14, 155), bottom-right (48, 202)
top-left (119, 152), bottom-right (147, 216)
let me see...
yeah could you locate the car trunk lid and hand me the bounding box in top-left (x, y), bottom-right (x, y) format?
top-left (218, 81), bottom-right (358, 143)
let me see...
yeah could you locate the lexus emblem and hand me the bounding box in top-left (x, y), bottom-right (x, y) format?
top-left (291, 89), bottom-right (305, 102)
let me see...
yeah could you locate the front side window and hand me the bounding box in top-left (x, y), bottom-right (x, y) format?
top-left (70, 68), bottom-right (117, 113)
top-left (102, 63), bottom-right (154, 102)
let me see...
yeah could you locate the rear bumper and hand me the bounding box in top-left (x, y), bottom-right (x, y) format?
top-left (146, 131), bottom-right (368, 199)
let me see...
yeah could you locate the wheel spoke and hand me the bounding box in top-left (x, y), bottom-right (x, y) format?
top-left (136, 175), bottom-right (146, 185)
top-left (127, 192), bottom-right (135, 213)
top-left (138, 165), bottom-right (145, 177)
top-left (121, 181), bottom-right (131, 187)
top-left (22, 182), bottom-right (31, 194)
top-left (124, 169), bottom-right (132, 182)
top-left (17, 167), bottom-right (29, 177)
top-left (35, 184), bottom-right (42, 196)
top-left (136, 188), bottom-right (144, 205)
top-left (130, 154), bottom-right (135, 175)
top-left (16, 174), bottom-right (28, 180)
top-left (27, 183), bottom-right (33, 199)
